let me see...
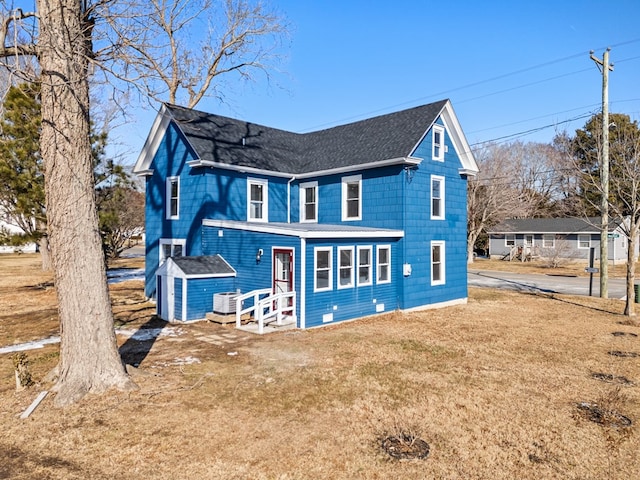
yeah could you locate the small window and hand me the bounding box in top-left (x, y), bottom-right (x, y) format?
top-left (166, 177), bottom-right (179, 219)
top-left (342, 175), bottom-right (361, 221)
top-left (357, 246), bottom-right (372, 286)
top-left (431, 241), bottom-right (445, 285)
top-left (542, 235), bottom-right (555, 248)
top-left (159, 238), bottom-right (185, 265)
top-left (300, 181), bottom-right (318, 223)
top-left (578, 234), bottom-right (590, 249)
top-left (432, 125), bottom-right (445, 161)
top-left (431, 175), bottom-right (445, 220)
top-left (505, 234), bottom-right (515, 247)
top-left (314, 247), bottom-right (332, 292)
top-left (248, 178), bottom-right (268, 222)
top-left (377, 245), bottom-right (391, 284)
top-left (338, 246), bottom-right (354, 289)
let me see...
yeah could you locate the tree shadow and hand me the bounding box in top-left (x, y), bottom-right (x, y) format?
top-left (118, 316), bottom-right (169, 367)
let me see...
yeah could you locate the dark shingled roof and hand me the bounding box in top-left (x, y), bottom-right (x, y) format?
top-left (489, 217), bottom-right (619, 234)
top-left (165, 100), bottom-right (448, 174)
top-left (171, 255), bottom-right (235, 276)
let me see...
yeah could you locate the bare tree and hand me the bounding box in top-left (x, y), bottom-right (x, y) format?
top-left (0, 0), bottom-right (288, 405)
top-left (93, 0), bottom-right (287, 108)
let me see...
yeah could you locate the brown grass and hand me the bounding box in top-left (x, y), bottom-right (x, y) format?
top-left (471, 257), bottom-right (637, 279)
top-left (1, 254), bottom-right (639, 479)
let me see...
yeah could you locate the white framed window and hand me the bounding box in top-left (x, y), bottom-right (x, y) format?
top-left (578, 234), bottom-right (591, 249)
top-left (341, 174), bottom-right (362, 221)
top-left (159, 238), bottom-right (186, 265)
top-left (357, 246), bottom-right (373, 286)
top-left (300, 181), bottom-right (318, 223)
top-left (314, 247), bottom-right (332, 292)
top-left (505, 234), bottom-right (515, 247)
top-left (377, 245), bottom-right (391, 284)
top-left (543, 235), bottom-right (555, 248)
top-left (166, 177), bottom-right (180, 220)
top-left (431, 175), bottom-right (445, 220)
top-left (431, 241), bottom-right (445, 286)
top-left (338, 246), bottom-right (354, 289)
top-left (432, 125), bottom-right (445, 161)
top-left (247, 178), bottom-right (268, 222)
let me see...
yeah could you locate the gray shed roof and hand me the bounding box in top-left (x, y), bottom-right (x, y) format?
top-left (489, 217), bottom-right (619, 234)
top-left (171, 255), bottom-right (236, 276)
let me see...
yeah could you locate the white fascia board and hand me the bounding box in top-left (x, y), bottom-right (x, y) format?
top-left (203, 219), bottom-right (405, 239)
top-left (188, 157), bottom-right (421, 180)
top-left (184, 272), bottom-right (237, 279)
top-left (133, 104), bottom-right (172, 175)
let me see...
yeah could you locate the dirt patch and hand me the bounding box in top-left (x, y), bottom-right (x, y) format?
top-left (380, 434), bottom-right (430, 460)
top-left (612, 331), bottom-right (638, 337)
top-left (576, 402), bottom-right (633, 428)
top-left (608, 351), bottom-right (639, 358)
top-left (591, 372), bottom-right (634, 386)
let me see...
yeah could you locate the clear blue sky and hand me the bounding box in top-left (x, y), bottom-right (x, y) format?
top-left (121, 0), bottom-right (640, 163)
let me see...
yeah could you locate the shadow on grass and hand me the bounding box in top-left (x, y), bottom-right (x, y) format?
top-left (118, 316), bottom-right (169, 367)
top-left (0, 443), bottom-right (84, 479)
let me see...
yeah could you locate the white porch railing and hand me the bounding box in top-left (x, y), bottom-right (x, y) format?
top-left (235, 288), bottom-right (296, 334)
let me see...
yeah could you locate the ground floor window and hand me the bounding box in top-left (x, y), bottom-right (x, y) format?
top-left (357, 246), bottom-right (372, 286)
top-left (314, 247), bottom-right (332, 292)
top-left (338, 246), bottom-right (354, 289)
top-left (505, 234), bottom-right (515, 247)
top-left (376, 245), bottom-right (391, 284)
top-left (431, 241), bottom-right (445, 285)
top-left (159, 238), bottom-right (185, 265)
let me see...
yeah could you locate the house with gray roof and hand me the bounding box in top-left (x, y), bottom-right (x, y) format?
top-left (488, 217), bottom-right (637, 263)
top-left (134, 100), bottom-right (478, 329)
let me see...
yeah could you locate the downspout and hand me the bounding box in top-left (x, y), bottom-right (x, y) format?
top-left (287, 176), bottom-right (297, 224)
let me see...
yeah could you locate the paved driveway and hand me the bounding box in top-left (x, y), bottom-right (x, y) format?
top-left (468, 269), bottom-right (629, 299)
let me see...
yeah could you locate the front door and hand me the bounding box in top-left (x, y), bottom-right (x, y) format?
top-left (158, 274), bottom-right (175, 321)
top-left (273, 249), bottom-right (294, 314)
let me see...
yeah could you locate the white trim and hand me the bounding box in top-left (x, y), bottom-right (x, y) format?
top-left (542, 234), bottom-right (555, 248)
top-left (337, 246), bottom-right (354, 289)
top-left (300, 238), bottom-right (306, 329)
top-left (156, 255), bottom-right (237, 279)
top-left (376, 244), bottom-right (391, 284)
top-left (431, 241), bottom-right (446, 286)
top-left (299, 181), bottom-right (318, 223)
top-left (133, 104), bottom-right (173, 175)
top-left (166, 176), bottom-right (180, 220)
top-left (314, 246), bottom-right (332, 292)
top-left (430, 175), bottom-right (445, 220)
top-left (202, 219), bottom-right (404, 239)
top-left (182, 279), bottom-right (187, 321)
top-left (432, 124), bottom-right (445, 161)
top-left (357, 245), bottom-right (373, 286)
top-left (187, 156), bottom-right (422, 180)
top-left (341, 174), bottom-right (362, 221)
top-left (247, 177), bottom-right (268, 222)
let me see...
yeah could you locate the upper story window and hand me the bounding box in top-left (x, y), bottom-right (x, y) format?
top-left (342, 174), bottom-right (362, 221)
top-left (338, 246), bottom-right (354, 289)
top-left (377, 245), bottom-right (391, 284)
top-left (431, 241), bottom-right (446, 285)
top-left (432, 125), bottom-right (445, 161)
top-left (314, 247), bottom-right (332, 292)
top-left (431, 175), bottom-right (445, 220)
top-left (300, 181), bottom-right (318, 223)
top-left (357, 246), bottom-right (372, 286)
top-left (159, 238), bottom-right (185, 265)
top-left (248, 178), bottom-right (268, 222)
top-left (166, 177), bottom-right (179, 220)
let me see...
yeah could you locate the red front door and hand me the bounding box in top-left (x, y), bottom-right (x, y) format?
top-left (273, 248), bottom-right (294, 295)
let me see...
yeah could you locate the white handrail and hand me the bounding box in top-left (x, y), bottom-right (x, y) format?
top-left (235, 288), bottom-right (271, 328)
top-left (255, 291), bottom-right (296, 334)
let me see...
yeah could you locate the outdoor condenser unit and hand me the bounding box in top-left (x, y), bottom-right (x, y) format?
top-left (213, 292), bottom-right (239, 314)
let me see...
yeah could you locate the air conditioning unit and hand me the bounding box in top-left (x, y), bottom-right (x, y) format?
top-left (213, 292), bottom-right (239, 314)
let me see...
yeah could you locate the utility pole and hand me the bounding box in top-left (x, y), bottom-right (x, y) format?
top-left (590, 48), bottom-right (614, 298)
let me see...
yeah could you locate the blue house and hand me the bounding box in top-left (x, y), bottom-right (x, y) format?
top-left (134, 99), bottom-right (478, 331)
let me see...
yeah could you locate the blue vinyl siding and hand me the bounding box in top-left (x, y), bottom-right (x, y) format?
top-left (186, 277), bottom-right (236, 321)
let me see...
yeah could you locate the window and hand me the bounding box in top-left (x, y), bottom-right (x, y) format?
top-left (505, 234), bottom-right (515, 247)
top-left (431, 241), bottom-right (445, 285)
top-left (376, 245), bottom-right (391, 284)
top-left (166, 177), bottom-right (179, 219)
top-left (248, 178), bottom-right (268, 222)
top-left (432, 125), bottom-right (445, 161)
top-left (431, 175), bottom-right (445, 220)
top-left (300, 181), bottom-right (318, 223)
top-left (314, 247), bottom-right (332, 292)
top-left (341, 175), bottom-right (361, 221)
top-left (338, 246), bottom-right (354, 289)
top-left (159, 238), bottom-right (185, 265)
top-left (542, 235), bottom-right (555, 248)
top-left (357, 246), bottom-right (372, 286)
top-left (578, 234), bottom-right (591, 249)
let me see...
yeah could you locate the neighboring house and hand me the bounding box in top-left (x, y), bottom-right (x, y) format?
top-left (134, 99), bottom-right (478, 329)
top-left (488, 217), bottom-right (638, 263)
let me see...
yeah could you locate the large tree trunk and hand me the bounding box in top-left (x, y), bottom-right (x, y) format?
top-left (36, 0), bottom-right (135, 406)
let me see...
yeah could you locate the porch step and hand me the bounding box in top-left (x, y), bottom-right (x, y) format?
top-left (206, 312), bottom-right (236, 325)
top-left (236, 316), bottom-right (297, 335)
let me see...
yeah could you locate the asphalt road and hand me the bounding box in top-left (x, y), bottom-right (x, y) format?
top-left (468, 269), bottom-right (629, 299)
